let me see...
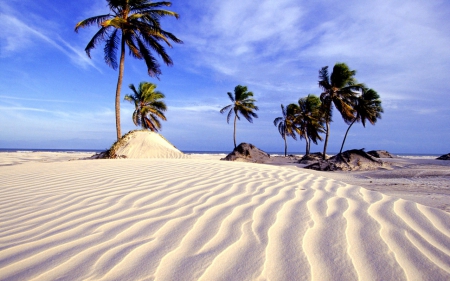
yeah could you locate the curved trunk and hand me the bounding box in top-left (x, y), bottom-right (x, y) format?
top-left (322, 121), bottom-right (330, 159)
top-left (115, 35), bottom-right (126, 140)
top-left (339, 118), bottom-right (357, 154)
top-left (233, 114), bottom-right (237, 148)
top-left (284, 131), bottom-right (287, 157)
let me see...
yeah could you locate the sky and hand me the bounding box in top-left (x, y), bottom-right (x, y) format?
top-left (1, 0), bottom-right (449, 154)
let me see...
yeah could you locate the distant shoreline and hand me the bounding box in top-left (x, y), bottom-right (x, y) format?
top-left (0, 148), bottom-right (443, 158)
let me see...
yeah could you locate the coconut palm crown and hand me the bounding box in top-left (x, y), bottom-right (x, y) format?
top-left (75, 0), bottom-right (182, 140)
top-left (339, 88), bottom-right (383, 153)
top-left (220, 85), bottom-right (259, 148)
top-left (124, 82), bottom-right (167, 132)
top-left (318, 63), bottom-right (364, 159)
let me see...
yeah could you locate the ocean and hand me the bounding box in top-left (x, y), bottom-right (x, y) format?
top-left (0, 148), bottom-right (443, 159)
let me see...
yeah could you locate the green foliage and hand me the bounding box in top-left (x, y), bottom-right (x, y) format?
top-left (318, 63), bottom-right (365, 157)
top-left (75, 0), bottom-right (182, 77)
top-left (75, 0), bottom-right (182, 140)
top-left (339, 87), bottom-right (383, 153)
top-left (297, 94), bottom-right (325, 145)
top-left (353, 88), bottom-right (383, 127)
top-left (220, 85), bottom-right (259, 123)
top-left (124, 82), bottom-right (167, 132)
top-left (220, 85), bottom-right (259, 148)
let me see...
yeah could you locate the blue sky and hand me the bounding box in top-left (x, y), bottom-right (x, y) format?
top-left (1, 0), bottom-right (449, 154)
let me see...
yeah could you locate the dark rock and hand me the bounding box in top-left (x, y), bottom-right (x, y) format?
top-left (437, 153), bottom-right (450, 160)
top-left (298, 152), bottom-right (328, 164)
top-left (367, 150), bottom-right (394, 158)
top-left (304, 149), bottom-right (385, 171)
top-left (221, 143), bottom-right (270, 163)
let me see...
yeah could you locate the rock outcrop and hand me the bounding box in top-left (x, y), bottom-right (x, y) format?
top-left (367, 150), bottom-right (394, 158)
top-left (437, 153), bottom-right (450, 160)
top-left (221, 143), bottom-right (270, 163)
top-left (304, 149), bottom-right (385, 171)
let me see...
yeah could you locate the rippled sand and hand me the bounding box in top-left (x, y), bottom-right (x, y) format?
top-left (1, 157), bottom-right (449, 280)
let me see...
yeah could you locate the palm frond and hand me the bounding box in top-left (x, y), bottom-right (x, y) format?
top-left (220, 104), bottom-right (232, 114)
top-left (227, 92), bottom-right (235, 102)
top-left (104, 29), bottom-right (120, 69)
top-left (135, 36), bottom-right (161, 77)
top-left (139, 29), bottom-right (173, 65)
top-left (75, 14), bottom-right (111, 32)
top-left (226, 108), bottom-right (233, 124)
top-left (273, 117), bottom-right (283, 126)
top-left (85, 27), bottom-right (109, 58)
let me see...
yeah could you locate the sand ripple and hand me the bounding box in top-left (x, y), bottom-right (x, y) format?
top-left (0, 159), bottom-right (449, 280)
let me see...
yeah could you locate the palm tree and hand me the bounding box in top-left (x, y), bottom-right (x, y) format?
top-left (273, 104), bottom-right (301, 156)
top-left (296, 95), bottom-right (325, 156)
top-left (75, 0), bottom-right (182, 140)
top-left (124, 82), bottom-right (167, 131)
top-left (220, 85), bottom-right (259, 148)
top-left (318, 63), bottom-right (364, 159)
top-left (339, 88), bottom-right (383, 153)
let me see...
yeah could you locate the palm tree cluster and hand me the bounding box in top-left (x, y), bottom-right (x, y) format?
top-left (75, 0), bottom-right (182, 140)
top-left (274, 95), bottom-right (324, 157)
top-left (272, 63), bottom-right (383, 157)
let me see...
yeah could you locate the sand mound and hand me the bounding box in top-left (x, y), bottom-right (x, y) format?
top-left (94, 130), bottom-right (187, 159)
top-left (368, 150), bottom-right (394, 158)
top-left (1, 159), bottom-right (450, 280)
top-left (437, 153), bottom-right (450, 160)
top-left (305, 149), bottom-right (385, 171)
top-left (221, 143), bottom-right (270, 163)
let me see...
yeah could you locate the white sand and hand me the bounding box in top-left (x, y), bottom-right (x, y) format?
top-left (1, 154), bottom-right (450, 280)
top-left (112, 131), bottom-right (187, 159)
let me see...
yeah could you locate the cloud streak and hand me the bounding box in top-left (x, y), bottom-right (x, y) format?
top-left (0, 11), bottom-right (99, 71)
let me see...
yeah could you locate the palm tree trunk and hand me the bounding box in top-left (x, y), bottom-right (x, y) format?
top-left (114, 35), bottom-right (126, 140)
top-left (308, 140), bottom-right (311, 155)
top-left (304, 131), bottom-right (310, 156)
top-left (284, 132), bottom-right (287, 157)
top-left (339, 118), bottom-right (357, 154)
top-left (322, 121), bottom-right (330, 159)
top-left (233, 114), bottom-right (237, 148)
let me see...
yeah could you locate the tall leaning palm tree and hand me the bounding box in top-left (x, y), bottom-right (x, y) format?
top-left (339, 88), bottom-right (383, 153)
top-left (124, 82), bottom-right (167, 131)
top-left (273, 104), bottom-right (301, 156)
top-left (318, 63), bottom-right (364, 159)
top-left (220, 85), bottom-right (259, 148)
top-left (75, 0), bottom-right (182, 140)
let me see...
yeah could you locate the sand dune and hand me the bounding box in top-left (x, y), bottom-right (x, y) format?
top-left (1, 159), bottom-right (450, 280)
top-left (107, 130), bottom-right (188, 159)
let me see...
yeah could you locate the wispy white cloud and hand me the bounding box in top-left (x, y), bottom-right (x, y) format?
top-left (0, 8), bottom-right (100, 71)
top-left (180, 0), bottom-right (450, 102)
top-left (170, 104), bottom-right (221, 112)
top-left (0, 95), bottom-right (80, 103)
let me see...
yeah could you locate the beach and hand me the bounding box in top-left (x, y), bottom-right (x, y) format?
top-left (1, 152), bottom-right (450, 280)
